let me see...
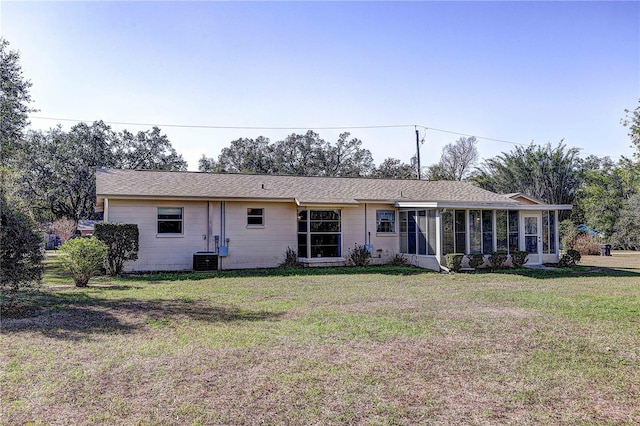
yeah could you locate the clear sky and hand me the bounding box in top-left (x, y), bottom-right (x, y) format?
top-left (2, 1), bottom-right (639, 171)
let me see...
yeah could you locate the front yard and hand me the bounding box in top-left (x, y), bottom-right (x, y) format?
top-left (2, 253), bottom-right (639, 424)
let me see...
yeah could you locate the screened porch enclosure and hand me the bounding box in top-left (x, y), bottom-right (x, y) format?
top-left (399, 208), bottom-right (559, 263)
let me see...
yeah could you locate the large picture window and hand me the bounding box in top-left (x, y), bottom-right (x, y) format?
top-left (376, 210), bottom-right (396, 233)
top-left (157, 207), bottom-right (183, 234)
top-left (297, 210), bottom-right (341, 258)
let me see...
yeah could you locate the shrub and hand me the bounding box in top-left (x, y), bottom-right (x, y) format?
top-left (59, 237), bottom-right (108, 287)
top-left (279, 247), bottom-right (301, 268)
top-left (488, 251), bottom-right (508, 270)
top-left (559, 219), bottom-right (579, 250)
top-left (510, 250), bottom-right (529, 268)
top-left (468, 253), bottom-right (485, 270)
top-left (566, 249), bottom-right (581, 264)
top-left (388, 252), bottom-right (409, 266)
top-left (572, 234), bottom-right (601, 255)
top-left (348, 244), bottom-right (371, 267)
top-left (445, 253), bottom-right (464, 272)
top-left (1, 197), bottom-right (43, 292)
top-left (559, 254), bottom-right (576, 268)
top-left (93, 223), bottom-right (139, 276)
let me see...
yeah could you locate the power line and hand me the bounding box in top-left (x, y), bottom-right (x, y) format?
top-left (30, 115), bottom-right (530, 147)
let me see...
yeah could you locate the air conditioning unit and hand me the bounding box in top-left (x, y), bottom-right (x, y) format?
top-left (193, 252), bottom-right (218, 271)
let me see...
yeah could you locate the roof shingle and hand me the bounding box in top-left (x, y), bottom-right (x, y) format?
top-left (96, 169), bottom-right (520, 206)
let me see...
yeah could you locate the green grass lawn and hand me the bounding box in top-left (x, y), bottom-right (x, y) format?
top-left (2, 253), bottom-right (639, 425)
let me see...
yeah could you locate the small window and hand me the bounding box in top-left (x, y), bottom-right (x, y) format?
top-left (376, 210), bottom-right (396, 233)
top-left (247, 208), bottom-right (264, 226)
top-left (158, 207), bottom-right (183, 234)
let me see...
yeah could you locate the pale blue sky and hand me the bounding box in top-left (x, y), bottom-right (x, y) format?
top-left (2, 1), bottom-right (639, 171)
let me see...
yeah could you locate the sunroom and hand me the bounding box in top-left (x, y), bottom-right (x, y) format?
top-left (396, 198), bottom-right (571, 268)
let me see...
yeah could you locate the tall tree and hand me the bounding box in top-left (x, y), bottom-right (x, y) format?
top-left (472, 142), bottom-right (582, 209)
top-left (0, 38), bottom-right (42, 291)
top-left (426, 136), bottom-right (478, 181)
top-left (320, 132), bottom-right (374, 177)
top-left (16, 122), bottom-right (187, 222)
top-left (113, 127), bottom-right (187, 171)
top-left (621, 99), bottom-right (640, 159)
top-left (216, 136), bottom-right (273, 173)
top-left (271, 131), bottom-right (325, 176)
top-left (1, 38), bottom-right (36, 162)
top-left (371, 158), bottom-right (416, 179)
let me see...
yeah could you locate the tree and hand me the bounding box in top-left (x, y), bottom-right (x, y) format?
top-left (371, 158), bottom-right (416, 179)
top-left (198, 155), bottom-right (222, 172)
top-left (271, 131), bottom-right (325, 176)
top-left (1, 194), bottom-right (43, 292)
top-left (112, 127), bottom-right (188, 171)
top-left (201, 131), bottom-right (374, 177)
top-left (610, 194), bottom-right (640, 250)
top-left (15, 122), bottom-right (187, 222)
top-left (622, 99), bottom-right (640, 159)
top-left (1, 38), bottom-right (36, 162)
top-left (216, 137), bottom-right (273, 173)
top-left (427, 136), bottom-right (478, 181)
top-left (572, 156), bottom-right (639, 238)
top-left (0, 38), bottom-right (43, 292)
top-left (472, 142), bottom-right (582, 209)
top-left (320, 132), bottom-right (374, 177)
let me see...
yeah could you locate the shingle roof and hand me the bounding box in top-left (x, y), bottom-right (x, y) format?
top-left (96, 169), bottom-right (520, 206)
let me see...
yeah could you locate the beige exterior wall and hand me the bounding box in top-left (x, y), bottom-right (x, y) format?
top-left (105, 199), bottom-right (446, 272)
top-left (108, 199), bottom-right (209, 272)
top-left (220, 201), bottom-right (298, 269)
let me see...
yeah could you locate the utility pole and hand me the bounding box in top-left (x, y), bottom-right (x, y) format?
top-left (415, 127), bottom-right (421, 180)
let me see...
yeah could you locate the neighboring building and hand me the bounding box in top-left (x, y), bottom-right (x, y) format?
top-left (77, 220), bottom-right (99, 236)
top-left (96, 169), bottom-right (571, 272)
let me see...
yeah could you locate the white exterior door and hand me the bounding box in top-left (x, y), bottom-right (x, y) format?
top-left (522, 213), bottom-right (542, 265)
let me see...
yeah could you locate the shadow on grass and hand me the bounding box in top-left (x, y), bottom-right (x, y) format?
top-left (116, 265), bottom-right (428, 282)
top-left (475, 265), bottom-right (640, 279)
top-left (1, 292), bottom-right (284, 340)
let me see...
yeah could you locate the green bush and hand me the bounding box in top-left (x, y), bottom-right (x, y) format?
top-left (1, 197), bottom-right (43, 292)
top-left (388, 253), bottom-right (409, 266)
top-left (348, 244), bottom-right (371, 267)
top-left (59, 237), bottom-right (108, 287)
top-left (559, 254), bottom-right (575, 268)
top-left (566, 249), bottom-right (581, 264)
top-left (468, 253), bottom-right (485, 270)
top-left (488, 251), bottom-right (508, 270)
top-left (445, 253), bottom-right (464, 272)
top-left (279, 247), bottom-right (301, 268)
top-left (510, 250), bottom-right (529, 268)
top-left (94, 223), bottom-right (139, 276)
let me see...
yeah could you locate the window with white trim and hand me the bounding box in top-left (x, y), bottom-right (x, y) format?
top-left (247, 208), bottom-right (264, 226)
top-left (157, 207), bottom-right (183, 234)
top-left (297, 209), bottom-right (342, 258)
top-left (376, 210), bottom-right (396, 233)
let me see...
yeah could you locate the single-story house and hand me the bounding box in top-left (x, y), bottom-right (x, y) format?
top-left (95, 169), bottom-right (571, 272)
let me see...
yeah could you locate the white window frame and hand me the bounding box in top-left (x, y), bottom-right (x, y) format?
top-left (376, 210), bottom-right (396, 234)
top-left (247, 208), bottom-right (265, 227)
top-left (157, 207), bottom-right (183, 236)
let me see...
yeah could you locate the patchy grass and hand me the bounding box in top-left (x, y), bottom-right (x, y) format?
top-left (1, 252), bottom-right (639, 424)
